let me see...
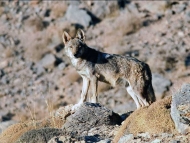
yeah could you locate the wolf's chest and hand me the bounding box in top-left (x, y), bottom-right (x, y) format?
top-left (71, 58), bottom-right (79, 67)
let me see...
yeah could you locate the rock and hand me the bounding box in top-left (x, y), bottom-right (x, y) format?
top-left (65, 5), bottom-right (91, 28)
top-left (91, 1), bottom-right (118, 19)
top-left (152, 73), bottom-right (171, 99)
top-left (151, 139), bottom-right (161, 143)
top-left (33, 63), bottom-right (45, 76)
top-left (98, 139), bottom-right (111, 143)
top-left (48, 135), bottom-right (77, 143)
top-left (16, 128), bottom-right (65, 143)
top-left (173, 3), bottom-right (186, 14)
top-left (171, 83), bottom-right (190, 134)
top-left (39, 53), bottom-right (56, 69)
top-left (58, 62), bottom-right (66, 70)
top-left (118, 134), bottom-right (133, 143)
top-left (139, 1), bottom-right (170, 15)
top-left (137, 132), bottom-right (150, 139)
top-left (62, 102), bottom-right (122, 137)
top-left (0, 60), bottom-right (8, 69)
top-left (185, 10), bottom-right (190, 22)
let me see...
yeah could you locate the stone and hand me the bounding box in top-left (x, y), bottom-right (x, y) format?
top-left (65, 5), bottom-right (91, 28)
top-left (137, 132), bottom-right (151, 139)
top-left (91, 1), bottom-right (118, 19)
top-left (33, 63), bottom-right (45, 76)
top-left (151, 139), bottom-right (161, 143)
top-left (171, 83), bottom-right (190, 134)
top-left (185, 10), bottom-right (190, 23)
top-left (62, 102), bottom-right (122, 137)
top-left (16, 128), bottom-right (66, 143)
top-left (39, 53), bottom-right (56, 69)
top-left (0, 60), bottom-right (9, 69)
top-left (152, 73), bottom-right (171, 99)
top-left (58, 62), bottom-right (66, 70)
top-left (139, 1), bottom-right (170, 15)
top-left (173, 3), bottom-right (186, 14)
top-left (118, 134), bottom-right (134, 143)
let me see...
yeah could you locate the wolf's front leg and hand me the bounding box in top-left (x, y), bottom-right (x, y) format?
top-left (90, 76), bottom-right (98, 103)
top-left (72, 76), bottom-right (90, 111)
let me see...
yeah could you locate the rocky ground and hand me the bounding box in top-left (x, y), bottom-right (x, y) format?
top-left (0, 0), bottom-right (190, 142)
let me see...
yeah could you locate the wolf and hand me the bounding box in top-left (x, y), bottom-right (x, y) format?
top-left (62, 29), bottom-right (156, 110)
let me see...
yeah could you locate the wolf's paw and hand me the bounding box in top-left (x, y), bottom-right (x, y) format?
top-left (72, 103), bottom-right (82, 111)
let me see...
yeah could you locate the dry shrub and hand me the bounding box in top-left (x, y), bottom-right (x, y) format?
top-left (0, 104), bottom-right (73, 143)
top-left (113, 96), bottom-right (175, 142)
top-left (0, 117), bottom-right (64, 143)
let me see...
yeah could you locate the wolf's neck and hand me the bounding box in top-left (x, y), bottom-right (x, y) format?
top-left (80, 46), bottom-right (99, 63)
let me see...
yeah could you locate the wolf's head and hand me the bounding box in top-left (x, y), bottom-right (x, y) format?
top-left (62, 29), bottom-right (86, 58)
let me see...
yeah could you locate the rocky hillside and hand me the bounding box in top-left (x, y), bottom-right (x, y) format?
top-left (0, 0), bottom-right (190, 142)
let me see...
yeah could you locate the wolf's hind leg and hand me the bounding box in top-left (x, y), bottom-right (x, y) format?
top-left (131, 79), bottom-right (150, 107)
top-left (127, 86), bottom-right (141, 109)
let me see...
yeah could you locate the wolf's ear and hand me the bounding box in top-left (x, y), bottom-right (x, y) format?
top-left (62, 31), bottom-right (71, 44)
top-left (76, 29), bottom-right (85, 42)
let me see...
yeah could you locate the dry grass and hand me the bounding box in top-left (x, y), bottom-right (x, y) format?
top-left (0, 116), bottom-right (64, 143)
top-left (113, 96), bottom-right (175, 142)
top-left (0, 98), bottom-right (73, 143)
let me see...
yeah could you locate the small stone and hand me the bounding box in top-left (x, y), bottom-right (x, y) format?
top-left (118, 134), bottom-right (133, 143)
top-left (178, 31), bottom-right (184, 37)
top-left (97, 139), bottom-right (111, 143)
top-left (185, 10), bottom-right (190, 22)
top-left (151, 139), bottom-right (161, 143)
top-left (34, 64), bottom-right (45, 76)
top-left (161, 133), bottom-right (173, 138)
top-left (58, 62), bottom-right (66, 70)
top-left (39, 54), bottom-right (56, 69)
top-left (137, 132), bottom-right (150, 139)
top-left (173, 3), bottom-right (186, 14)
top-left (0, 60), bottom-right (9, 69)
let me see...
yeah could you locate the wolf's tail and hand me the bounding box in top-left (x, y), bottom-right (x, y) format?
top-left (144, 63), bottom-right (156, 104)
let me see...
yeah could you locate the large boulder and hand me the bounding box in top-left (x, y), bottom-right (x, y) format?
top-left (171, 83), bottom-right (190, 134)
top-left (65, 5), bottom-right (92, 28)
top-left (62, 102), bottom-right (122, 137)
